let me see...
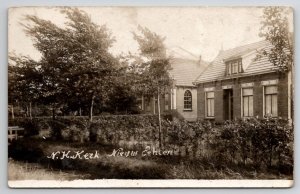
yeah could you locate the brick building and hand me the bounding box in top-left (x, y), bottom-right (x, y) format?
top-left (138, 57), bottom-right (208, 121)
top-left (193, 41), bottom-right (292, 122)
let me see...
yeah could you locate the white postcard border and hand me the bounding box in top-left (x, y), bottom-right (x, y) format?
top-left (8, 179), bottom-right (294, 188)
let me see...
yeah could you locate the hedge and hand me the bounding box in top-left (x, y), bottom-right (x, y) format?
top-left (9, 115), bottom-right (293, 173)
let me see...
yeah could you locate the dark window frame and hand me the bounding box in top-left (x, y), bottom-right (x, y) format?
top-left (183, 90), bottom-right (192, 110)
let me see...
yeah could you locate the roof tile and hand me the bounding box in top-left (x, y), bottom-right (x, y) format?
top-left (169, 58), bottom-right (209, 86)
top-left (195, 40), bottom-right (276, 83)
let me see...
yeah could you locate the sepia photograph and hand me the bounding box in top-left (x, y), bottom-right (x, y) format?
top-left (7, 6), bottom-right (294, 188)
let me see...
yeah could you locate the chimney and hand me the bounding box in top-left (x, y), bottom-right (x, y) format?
top-left (198, 55), bottom-right (202, 65)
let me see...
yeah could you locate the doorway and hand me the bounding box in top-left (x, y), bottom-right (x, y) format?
top-left (223, 89), bottom-right (233, 120)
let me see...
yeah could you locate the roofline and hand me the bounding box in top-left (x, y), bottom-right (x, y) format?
top-left (175, 84), bottom-right (197, 88)
top-left (193, 61), bottom-right (213, 83)
top-left (193, 40), bottom-right (270, 84)
top-left (193, 70), bottom-right (277, 85)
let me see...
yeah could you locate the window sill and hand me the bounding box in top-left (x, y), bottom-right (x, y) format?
top-left (205, 117), bottom-right (215, 119)
top-left (183, 109), bottom-right (193, 112)
top-left (263, 115), bottom-right (278, 118)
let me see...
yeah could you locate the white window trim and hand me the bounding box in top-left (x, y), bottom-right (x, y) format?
top-left (173, 88), bottom-right (177, 109)
top-left (170, 89), bottom-right (173, 109)
top-left (204, 87), bottom-right (215, 92)
top-left (240, 87), bottom-right (254, 118)
top-left (222, 85), bottom-right (233, 90)
top-left (205, 91), bottom-right (215, 118)
top-left (261, 79), bottom-right (278, 86)
top-left (241, 82), bottom-right (254, 88)
top-left (263, 84), bottom-right (278, 117)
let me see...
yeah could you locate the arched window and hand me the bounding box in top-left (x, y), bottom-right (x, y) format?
top-left (184, 90), bottom-right (192, 110)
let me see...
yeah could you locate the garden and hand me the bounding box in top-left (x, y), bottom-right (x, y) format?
top-left (8, 115), bottom-right (293, 180)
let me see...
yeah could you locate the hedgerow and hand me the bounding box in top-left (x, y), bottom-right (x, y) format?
top-left (9, 115), bottom-right (293, 174)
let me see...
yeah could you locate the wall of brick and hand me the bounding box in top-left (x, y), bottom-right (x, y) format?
top-left (196, 72), bottom-right (290, 121)
top-left (197, 82), bottom-right (219, 121)
top-left (277, 73), bottom-right (289, 118)
top-left (232, 80), bottom-right (241, 120)
top-left (214, 85), bottom-right (224, 122)
top-left (197, 85), bottom-right (205, 119)
top-left (253, 79), bottom-right (263, 118)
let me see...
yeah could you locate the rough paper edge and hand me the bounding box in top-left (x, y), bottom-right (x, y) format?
top-left (8, 179), bottom-right (294, 188)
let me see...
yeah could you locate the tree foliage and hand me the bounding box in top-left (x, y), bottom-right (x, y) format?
top-left (8, 8), bottom-right (130, 119)
top-left (131, 26), bottom-right (172, 96)
top-left (259, 7), bottom-right (294, 72)
top-left (131, 26), bottom-right (173, 147)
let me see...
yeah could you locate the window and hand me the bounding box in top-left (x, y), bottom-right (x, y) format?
top-left (264, 85), bottom-right (278, 117)
top-left (226, 59), bottom-right (243, 75)
top-left (242, 88), bottom-right (253, 117)
top-left (145, 97), bottom-right (151, 112)
top-left (165, 93), bottom-right (169, 111)
top-left (184, 90), bottom-right (192, 110)
top-left (206, 91), bottom-right (214, 117)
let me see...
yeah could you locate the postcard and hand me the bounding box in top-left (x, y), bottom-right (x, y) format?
top-left (8, 6), bottom-right (294, 188)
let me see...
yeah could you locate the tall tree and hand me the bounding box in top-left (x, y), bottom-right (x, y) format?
top-left (17, 8), bottom-right (118, 120)
top-left (133, 26), bottom-right (172, 148)
top-left (259, 7), bottom-right (294, 121)
top-left (259, 7), bottom-right (294, 72)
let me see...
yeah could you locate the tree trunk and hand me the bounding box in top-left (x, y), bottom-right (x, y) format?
top-left (52, 105), bottom-right (55, 120)
top-left (11, 104), bottom-right (14, 120)
top-left (29, 102), bottom-right (32, 120)
top-left (34, 103), bottom-right (37, 118)
top-left (157, 87), bottom-right (162, 148)
top-left (26, 105), bottom-right (29, 117)
top-left (79, 107), bottom-right (82, 116)
top-left (89, 95), bottom-right (95, 122)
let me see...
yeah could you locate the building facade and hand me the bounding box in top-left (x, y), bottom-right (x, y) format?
top-left (138, 57), bottom-right (208, 121)
top-left (194, 41), bottom-right (292, 122)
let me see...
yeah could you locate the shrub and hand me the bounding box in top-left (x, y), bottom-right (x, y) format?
top-left (47, 120), bottom-right (67, 140)
top-left (213, 117), bottom-right (293, 172)
top-left (9, 115), bottom-right (293, 175)
top-left (61, 124), bottom-right (89, 143)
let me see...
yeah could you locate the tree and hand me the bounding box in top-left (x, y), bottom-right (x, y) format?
top-left (259, 7), bottom-right (294, 72)
top-left (132, 26), bottom-right (172, 148)
top-left (61, 8), bottom-right (119, 121)
top-left (8, 54), bottom-right (42, 119)
top-left (14, 8), bottom-right (118, 120)
top-left (259, 7), bottom-right (294, 121)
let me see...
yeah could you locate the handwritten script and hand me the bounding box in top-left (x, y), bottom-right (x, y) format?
top-left (107, 146), bottom-right (174, 157)
top-left (46, 146), bottom-right (175, 160)
top-left (47, 150), bottom-right (99, 160)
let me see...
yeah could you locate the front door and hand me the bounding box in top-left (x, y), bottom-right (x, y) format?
top-left (223, 89), bottom-right (233, 120)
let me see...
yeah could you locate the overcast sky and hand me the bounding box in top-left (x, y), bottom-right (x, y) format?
top-left (8, 7), bottom-right (293, 62)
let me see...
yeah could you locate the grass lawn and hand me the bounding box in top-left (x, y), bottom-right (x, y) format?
top-left (8, 138), bottom-right (293, 180)
top-left (8, 159), bottom-right (87, 180)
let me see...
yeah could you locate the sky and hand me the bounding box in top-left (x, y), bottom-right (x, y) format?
top-left (8, 7), bottom-right (293, 62)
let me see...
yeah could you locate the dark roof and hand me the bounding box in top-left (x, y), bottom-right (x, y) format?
top-left (169, 58), bottom-right (209, 87)
top-left (194, 40), bottom-right (276, 84)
